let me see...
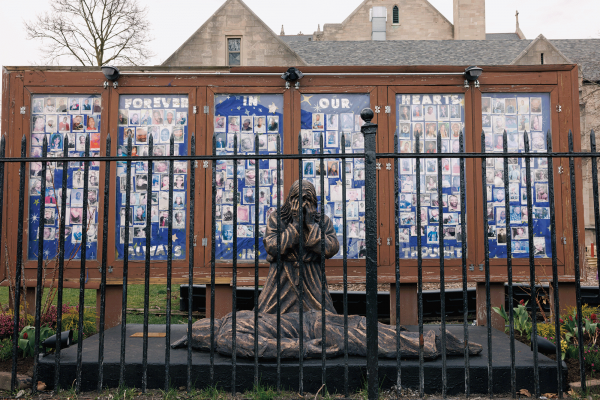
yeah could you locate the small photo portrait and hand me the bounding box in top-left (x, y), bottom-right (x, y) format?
top-left (152, 110), bottom-right (164, 125)
top-left (534, 169), bottom-right (548, 182)
top-left (492, 98), bottom-right (505, 114)
top-left (164, 109), bottom-right (176, 125)
top-left (245, 169), bottom-right (256, 186)
top-left (240, 134), bottom-right (254, 152)
top-left (497, 227), bottom-right (507, 245)
top-left (340, 113), bottom-right (353, 131)
top-left (482, 114), bottom-right (492, 128)
top-left (139, 109), bottom-right (152, 125)
top-left (400, 175), bottom-right (414, 192)
top-left (451, 123), bottom-right (462, 139)
top-left (443, 211), bottom-right (458, 224)
top-left (267, 116), bottom-right (279, 133)
top-left (448, 194), bottom-right (460, 211)
top-left (535, 184), bottom-right (549, 202)
top-left (424, 140), bottom-right (437, 154)
top-left (56, 97), bottom-right (68, 113)
top-left (135, 174), bottom-right (148, 192)
top-left (437, 122), bottom-right (449, 140)
top-left (399, 140), bottom-right (412, 154)
top-left (173, 174), bottom-right (185, 190)
top-left (86, 115), bottom-right (99, 132)
top-left (398, 105), bottom-right (411, 121)
top-left (531, 115), bottom-right (543, 132)
top-left (505, 98), bottom-right (517, 114)
top-left (43, 207), bottom-right (56, 225)
top-left (487, 225), bottom-right (497, 239)
top-left (176, 112), bottom-right (187, 126)
top-left (173, 211), bottom-right (185, 229)
top-left (517, 97), bottom-right (530, 114)
top-left (118, 109), bottom-right (129, 126)
top-left (424, 105), bottom-right (437, 121)
top-left (214, 116), bottom-right (227, 133)
top-left (89, 170), bottom-right (100, 188)
top-left (533, 237), bottom-right (546, 256)
top-left (133, 227), bottom-right (146, 239)
top-left (327, 161), bottom-right (339, 177)
top-left (254, 116), bottom-right (266, 133)
top-left (443, 226), bottom-right (456, 240)
top-left (160, 174), bottom-right (170, 191)
top-left (50, 133), bottom-right (63, 152)
top-left (347, 201), bottom-right (359, 220)
top-left (493, 187), bottom-right (505, 204)
top-left (69, 98), bottom-right (80, 112)
top-left (237, 205), bottom-right (250, 223)
top-left (326, 114), bottom-right (339, 131)
top-left (398, 193), bottom-right (412, 210)
top-left (174, 161), bottom-right (187, 174)
top-left (159, 126), bottom-right (172, 143)
top-left (354, 169), bottom-right (365, 181)
top-left (505, 116), bottom-right (517, 130)
top-left (511, 226), bottom-right (528, 240)
top-left (301, 129), bottom-right (313, 149)
top-left (32, 98), bottom-right (44, 114)
top-left (493, 134), bottom-right (504, 151)
top-left (267, 134), bottom-right (278, 152)
top-left (86, 224), bottom-right (98, 242)
top-left (508, 164), bottom-right (521, 182)
top-left (32, 115), bottom-right (46, 133)
top-left (400, 159), bottom-right (412, 174)
top-left (508, 182), bottom-right (520, 201)
top-left (399, 228), bottom-right (410, 243)
top-left (398, 123), bottom-right (411, 139)
top-left (129, 111), bottom-right (141, 126)
top-left (496, 207), bottom-right (507, 225)
top-left (136, 127), bottom-right (148, 145)
top-left (72, 115), bottom-right (84, 131)
top-left (43, 227), bottom-right (56, 241)
top-left (530, 97), bottom-right (542, 114)
top-left (425, 159), bottom-right (437, 174)
top-left (347, 188), bottom-right (361, 201)
top-left (481, 97), bottom-right (491, 114)
top-left (518, 115), bottom-right (530, 132)
top-left (257, 187), bottom-right (271, 206)
top-left (510, 205), bottom-right (521, 223)
top-left (312, 113), bottom-right (324, 130)
top-left (256, 134), bottom-right (268, 150)
top-left (354, 114), bottom-right (365, 131)
top-left (70, 207), bottom-right (83, 225)
top-left (425, 175), bottom-right (437, 192)
top-left (492, 115), bottom-right (505, 134)
top-left (351, 133), bottom-right (364, 149)
top-left (158, 210), bottom-right (170, 226)
top-left (400, 212), bottom-right (415, 225)
top-left (45, 115), bottom-right (57, 133)
top-left (133, 205), bottom-right (146, 225)
top-left (172, 127), bottom-right (184, 143)
top-left (438, 104), bottom-right (449, 120)
top-left (411, 122), bottom-right (424, 140)
top-left (302, 160), bottom-right (314, 177)
top-left (242, 187), bottom-right (255, 205)
top-left (450, 104), bottom-right (461, 120)
top-left (424, 122), bottom-right (437, 139)
top-left (426, 226), bottom-right (439, 244)
top-left (326, 131), bottom-right (338, 147)
top-left (411, 105), bottom-right (423, 120)
top-left (240, 116), bottom-right (253, 132)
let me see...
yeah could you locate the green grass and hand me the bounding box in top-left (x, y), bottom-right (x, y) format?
top-left (0, 284), bottom-right (194, 326)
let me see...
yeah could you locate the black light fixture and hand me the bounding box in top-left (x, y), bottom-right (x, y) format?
top-left (281, 67), bottom-right (304, 89)
top-left (41, 330), bottom-right (73, 354)
top-left (102, 65), bottom-right (121, 89)
top-left (463, 66), bottom-right (483, 88)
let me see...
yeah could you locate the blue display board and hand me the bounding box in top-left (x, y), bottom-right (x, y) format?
top-left (482, 93), bottom-right (551, 258)
top-left (28, 94), bottom-right (102, 260)
top-left (115, 95), bottom-right (189, 260)
top-left (300, 93), bottom-right (370, 259)
top-left (213, 94), bottom-right (284, 261)
top-left (395, 94), bottom-right (466, 259)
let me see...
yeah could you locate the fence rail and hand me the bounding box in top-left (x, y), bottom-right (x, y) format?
top-left (0, 108), bottom-right (597, 399)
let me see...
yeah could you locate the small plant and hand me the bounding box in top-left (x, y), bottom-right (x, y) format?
top-left (0, 337), bottom-right (12, 361)
top-left (18, 325), bottom-right (54, 357)
top-left (492, 299), bottom-right (532, 338)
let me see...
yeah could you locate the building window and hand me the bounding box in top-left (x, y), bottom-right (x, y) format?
top-left (392, 6), bottom-right (399, 24)
top-left (227, 38), bottom-right (241, 66)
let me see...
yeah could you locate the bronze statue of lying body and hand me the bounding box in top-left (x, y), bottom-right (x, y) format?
top-left (172, 180), bottom-right (482, 360)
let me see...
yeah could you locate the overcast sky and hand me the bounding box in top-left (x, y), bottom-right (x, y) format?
top-left (1, 0), bottom-right (598, 69)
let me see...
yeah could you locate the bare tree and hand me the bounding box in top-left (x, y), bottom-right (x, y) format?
top-left (24, 0), bottom-right (154, 66)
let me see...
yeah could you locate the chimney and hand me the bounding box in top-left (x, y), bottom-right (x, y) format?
top-left (370, 6), bottom-right (387, 41)
top-left (453, 0), bottom-right (485, 40)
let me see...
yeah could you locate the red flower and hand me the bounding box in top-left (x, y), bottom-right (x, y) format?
top-left (23, 332), bottom-right (27, 339)
top-left (560, 318), bottom-right (564, 323)
top-left (592, 313), bottom-right (597, 321)
top-left (519, 299), bottom-right (525, 306)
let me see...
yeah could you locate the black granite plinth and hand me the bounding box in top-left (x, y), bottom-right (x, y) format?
top-left (37, 324), bottom-right (566, 395)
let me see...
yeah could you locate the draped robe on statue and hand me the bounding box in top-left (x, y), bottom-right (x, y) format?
top-left (172, 180), bottom-right (482, 359)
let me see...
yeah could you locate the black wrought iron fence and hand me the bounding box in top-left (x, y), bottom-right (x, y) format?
top-left (1, 108), bottom-right (598, 399)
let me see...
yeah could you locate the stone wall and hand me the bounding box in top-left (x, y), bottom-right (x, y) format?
top-left (512, 38), bottom-right (571, 66)
top-left (316, 0), bottom-right (454, 41)
top-left (162, 0), bottom-right (305, 67)
top-left (453, 0), bottom-right (485, 40)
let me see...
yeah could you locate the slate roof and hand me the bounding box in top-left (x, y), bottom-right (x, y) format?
top-left (287, 39), bottom-right (600, 81)
top-left (279, 35), bottom-right (313, 43)
top-left (486, 33), bottom-right (521, 40)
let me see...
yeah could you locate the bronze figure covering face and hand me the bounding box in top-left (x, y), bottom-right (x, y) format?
top-left (171, 180), bottom-right (481, 360)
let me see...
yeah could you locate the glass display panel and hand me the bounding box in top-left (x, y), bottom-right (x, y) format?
top-left (214, 94), bottom-right (284, 261)
top-left (482, 93), bottom-right (551, 258)
top-left (115, 95), bottom-right (189, 260)
top-left (395, 93), bottom-right (466, 259)
top-left (28, 94), bottom-right (102, 260)
top-left (300, 93), bottom-right (370, 259)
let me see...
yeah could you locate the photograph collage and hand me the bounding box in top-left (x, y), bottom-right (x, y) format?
top-left (27, 94), bottom-right (102, 260)
top-left (482, 93), bottom-right (551, 258)
top-left (115, 95), bottom-right (189, 261)
top-left (213, 94), bottom-right (284, 261)
top-left (300, 93), bottom-right (370, 260)
top-left (395, 94), bottom-right (465, 259)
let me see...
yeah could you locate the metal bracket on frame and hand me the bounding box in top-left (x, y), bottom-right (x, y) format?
top-left (374, 106), bottom-right (381, 114)
top-left (556, 105), bottom-right (562, 113)
top-left (193, 235), bottom-right (197, 247)
top-left (20, 107), bottom-right (26, 115)
top-left (558, 166), bottom-right (564, 174)
top-left (203, 161), bottom-right (210, 168)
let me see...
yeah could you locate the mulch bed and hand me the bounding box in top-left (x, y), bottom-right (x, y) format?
top-left (0, 357), bottom-right (34, 376)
